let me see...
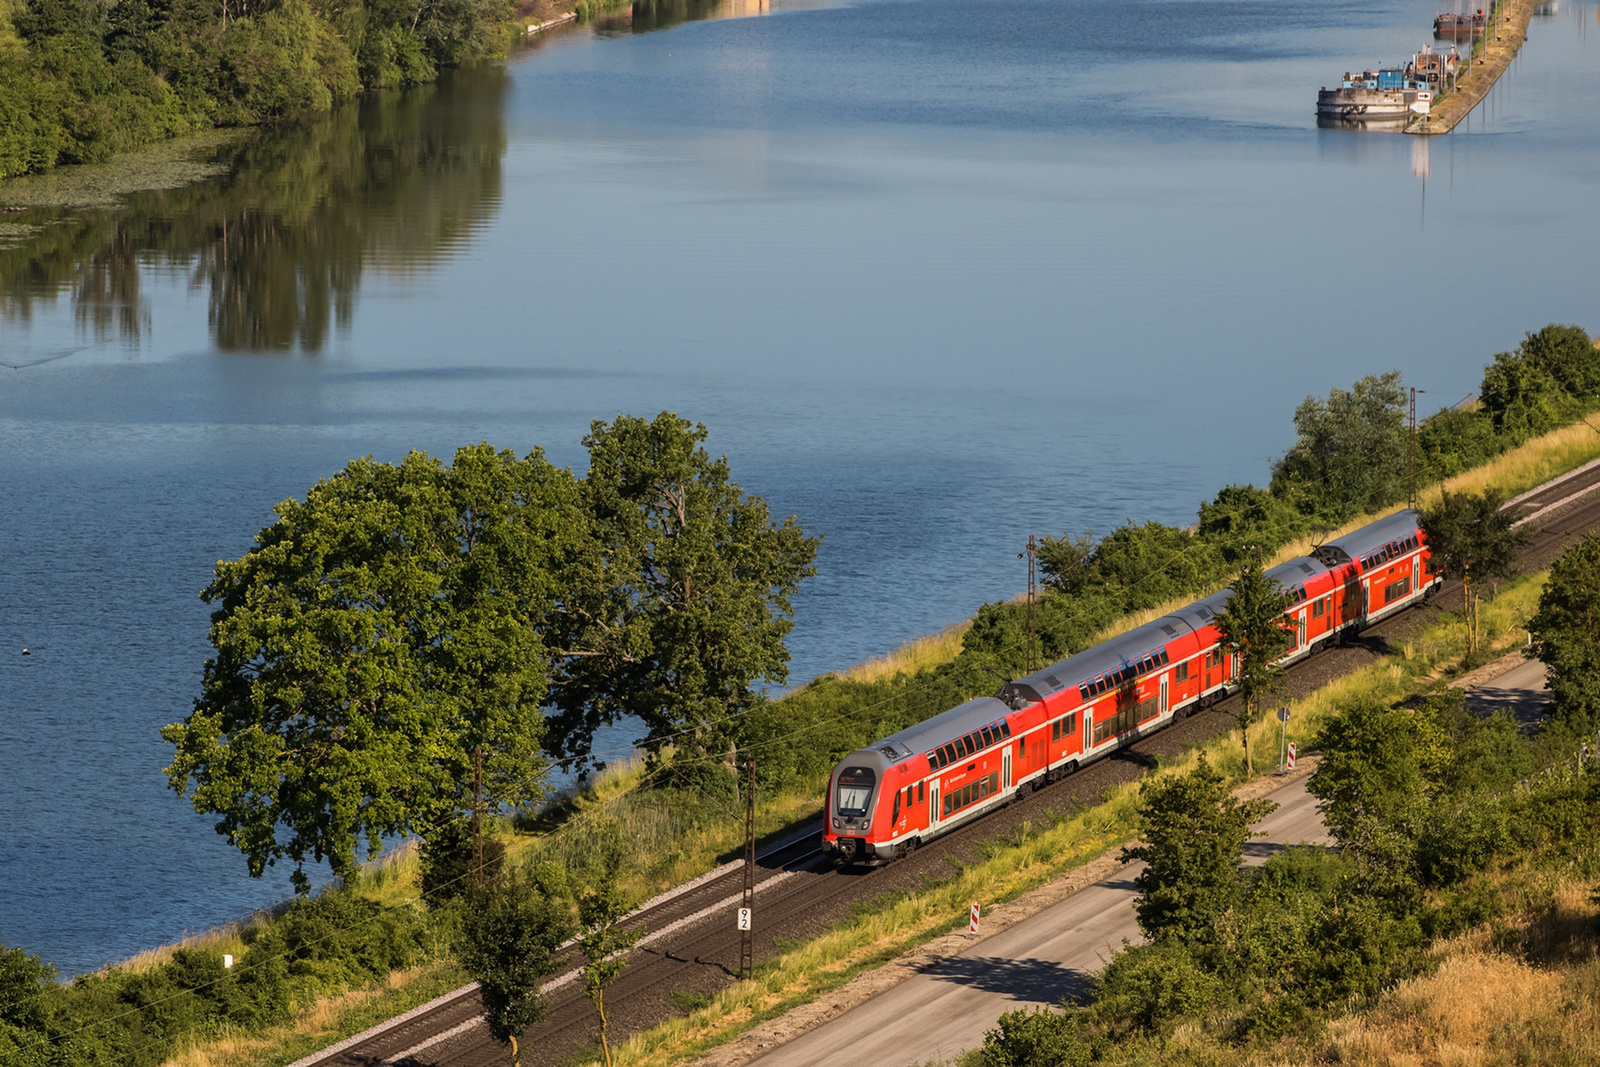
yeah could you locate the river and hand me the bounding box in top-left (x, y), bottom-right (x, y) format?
top-left (1, 0), bottom-right (1596, 976)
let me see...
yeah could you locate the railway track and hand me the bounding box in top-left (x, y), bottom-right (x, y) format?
top-left (303, 478), bottom-right (1600, 1067)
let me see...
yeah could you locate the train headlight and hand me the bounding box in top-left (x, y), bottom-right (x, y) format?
top-left (832, 818), bottom-right (841, 828)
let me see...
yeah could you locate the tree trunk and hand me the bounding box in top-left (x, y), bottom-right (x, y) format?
top-left (1462, 571), bottom-right (1475, 654)
top-left (1240, 694), bottom-right (1254, 777)
top-left (598, 990), bottom-right (612, 1067)
top-left (510, 1035), bottom-right (521, 1067)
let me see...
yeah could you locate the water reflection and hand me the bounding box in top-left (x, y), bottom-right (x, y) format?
top-left (0, 70), bottom-right (508, 352)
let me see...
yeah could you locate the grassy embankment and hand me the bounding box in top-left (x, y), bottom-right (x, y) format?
top-left (596, 570), bottom-right (1551, 1067)
top-left (141, 413), bottom-right (1600, 1067)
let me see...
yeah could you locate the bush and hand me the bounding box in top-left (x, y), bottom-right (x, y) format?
top-left (975, 1007), bottom-right (1091, 1067)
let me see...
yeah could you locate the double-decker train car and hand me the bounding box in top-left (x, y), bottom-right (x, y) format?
top-left (823, 507), bottom-right (1442, 864)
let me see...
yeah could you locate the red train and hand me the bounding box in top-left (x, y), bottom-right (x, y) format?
top-left (823, 508), bottom-right (1440, 863)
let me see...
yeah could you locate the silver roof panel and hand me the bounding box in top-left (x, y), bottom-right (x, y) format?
top-left (873, 696), bottom-right (1014, 761)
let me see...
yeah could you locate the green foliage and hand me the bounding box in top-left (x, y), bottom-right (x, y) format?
top-left (455, 866), bottom-right (575, 1056)
top-left (1479, 325), bottom-right (1600, 444)
top-left (1196, 484), bottom-right (1306, 565)
top-left (0, 888), bottom-right (442, 1067)
top-left (546, 413), bottom-right (821, 768)
top-left (1271, 371), bottom-right (1409, 521)
top-left (1531, 534), bottom-right (1600, 735)
top-left (1213, 558), bottom-right (1294, 774)
top-left (1421, 487), bottom-right (1530, 653)
top-left (1120, 756), bottom-right (1276, 945)
top-left (1036, 531), bottom-right (1094, 596)
top-left (574, 820), bottom-right (644, 1065)
top-left (163, 444), bottom-right (578, 890)
top-left (0, 0), bottom-right (510, 177)
top-left (974, 1007), bottom-right (1091, 1067)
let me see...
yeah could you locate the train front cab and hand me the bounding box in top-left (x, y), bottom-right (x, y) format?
top-left (824, 749), bottom-right (893, 864)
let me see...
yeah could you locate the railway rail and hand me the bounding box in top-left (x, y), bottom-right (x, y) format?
top-left (301, 477), bottom-right (1600, 1067)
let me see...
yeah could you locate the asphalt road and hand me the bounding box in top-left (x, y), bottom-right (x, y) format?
top-left (1464, 657), bottom-right (1550, 727)
top-left (748, 778), bottom-right (1332, 1067)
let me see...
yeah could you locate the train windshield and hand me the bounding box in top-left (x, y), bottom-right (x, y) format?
top-left (835, 766), bottom-right (877, 817)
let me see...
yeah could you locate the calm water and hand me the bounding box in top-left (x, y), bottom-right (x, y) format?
top-left (2, 0), bottom-right (1597, 975)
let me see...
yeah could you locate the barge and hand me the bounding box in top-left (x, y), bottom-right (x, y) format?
top-left (1433, 9), bottom-right (1487, 37)
top-left (1316, 68), bottom-right (1434, 128)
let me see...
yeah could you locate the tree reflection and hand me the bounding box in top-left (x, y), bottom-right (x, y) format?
top-left (0, 68), bottom-right (507, 352)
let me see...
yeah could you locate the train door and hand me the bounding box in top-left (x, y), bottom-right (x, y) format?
top-left (1413, 557), bottom-right (1420, 596)
top-left (930, 781), bottom-right (941, 827)
top-left (1002, 749), bottom-right (1012, 791)
top-left (1159, 675), bottom-right (1169, 717)
top-left (1084, 707), bottom-right (1093, 751)
top-left (1298, 612), bottom-right (1307, 648)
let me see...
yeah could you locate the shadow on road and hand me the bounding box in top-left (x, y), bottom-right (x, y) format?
top-left (916, 955), bottom-right (1093, 1004)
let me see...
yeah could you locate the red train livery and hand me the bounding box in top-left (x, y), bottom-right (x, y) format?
top-left (823, 508), bottom-right (1440, 863)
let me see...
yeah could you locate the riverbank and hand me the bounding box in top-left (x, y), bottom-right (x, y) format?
top-left (1408, 0), bottom-right (1537, 135)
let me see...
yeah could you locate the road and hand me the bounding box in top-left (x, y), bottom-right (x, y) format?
top-left (746, 778), bottom-right (1331, 1067)
top-left (1464, 656), bottom-right (1550, 726)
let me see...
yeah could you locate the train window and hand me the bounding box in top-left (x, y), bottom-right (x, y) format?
top-left (1064, 712), bottom-right (1078, 740)
top-left (980, 726), bottom-right (995, 747)
top-left (977, 777), bottom-right (989, 799)
top-left (1019, 735), bottom-right (1027, 756)
top-left (942, 742), bottom-right (958, 765)
top-left (891, 790), bottom-right (900, 823)
top-left (963, 784), bottom-right (973, 806)
top-left (1051, 720), bottom-right (1061, 742)
top-left (962, 734), bottom-right (977, 757)
top-left (835, 766), bottom-right (876, 817)
top-left (1000, 720), bottom-right (1012, 739)
top-left (943, 794), bottom-right (953, 816)
top-left (990, 771), bottom-right (1000, 793)
top-left (917, 782), bottom-right (925, 803)
top-left (1175, 661), bottom-right (1189, 682)
top-left (1160, 648), bottom-right (1170, 665)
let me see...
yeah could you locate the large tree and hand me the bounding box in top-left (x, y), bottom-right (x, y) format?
top-left (1530, 534), bottom-right (1600, 735)
top-left (1212, 558), bottom-right (1294, 776)
top-left (1120, 756), bottom-right (1275, 945)
top-left (545, 413), bottom-right (819, 769)
top-left (1420, 488), bottom-right (1529, 657)
top-left (163, 444), bottom-right (582, 890)
top-left (1271, 371), bottom-right (1408, 521)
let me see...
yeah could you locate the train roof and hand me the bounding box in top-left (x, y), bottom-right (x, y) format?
top-left (869, 696), bottom-right (1013, 762)
top-left (1266, 554), bottom-right (1331, 594)
top-left (1313, 508), bottom-right (1421, 567)
top-left (1002, 610), bottom-right (1198, 707)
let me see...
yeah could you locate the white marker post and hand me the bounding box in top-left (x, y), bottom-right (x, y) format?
top-left (969, 903), bottom-right (980, 934)
top-left (737, 907), bottom-right (752, 931)
top-left (1287, 742), bottom-right (1297, 771)
top-left (1276, 706), bottom-right (1291, 775)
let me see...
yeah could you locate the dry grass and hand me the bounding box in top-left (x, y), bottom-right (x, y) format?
top-left (840, 622), bottom-right (971, 683)
top-left (160, 966), bottom-right (439, 1067)
top-left (1432, 418), bottom-right (1600, 503)
top-left (1318, 882), bottom-right (1600, 1067)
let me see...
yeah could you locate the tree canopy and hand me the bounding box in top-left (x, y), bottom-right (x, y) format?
top-left (1420, 488), bottom-right (1528, 655)
top-left (163, 444), bottom-right (584, 890)
top-left (545, 413), bottom-right (820, 768)
top-left (1120, 756), bottom-right (1275, 945)
top-left (1212, 558), bottom-right (1293, 775)
top-left (165, 419), bottom-right (818, 887)
top-left (1530, 533), bottom-right (1600, 735)
top-left (1271, 371), bottom-right (1408, 521)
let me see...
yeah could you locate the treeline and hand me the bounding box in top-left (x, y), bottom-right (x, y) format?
top-left (0, 0), bottom-right (511, 177)
top-left (972, 533), bottom-right (1600, 1065)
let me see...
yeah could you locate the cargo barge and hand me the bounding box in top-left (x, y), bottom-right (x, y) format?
top-left (1433, 9), bottom-right (1487, 37)
top-left (1316, 68), bottom-right (1435, 128)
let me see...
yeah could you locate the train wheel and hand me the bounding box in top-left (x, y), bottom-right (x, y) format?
top-left (1065, 760), bottom-right (1080, 776)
